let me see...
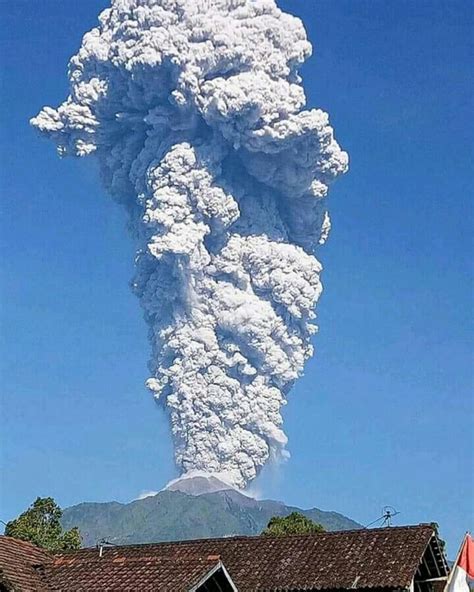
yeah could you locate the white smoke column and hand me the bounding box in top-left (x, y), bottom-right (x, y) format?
top-left (31, 0), bottom-right (348, 489)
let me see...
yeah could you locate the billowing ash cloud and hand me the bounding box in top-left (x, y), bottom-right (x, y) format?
top-left (31, 0), bottom-right (348, 489)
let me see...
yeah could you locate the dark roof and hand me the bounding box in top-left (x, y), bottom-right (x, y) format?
top-left (0, 525), bottom-right (448, 592)
top-left (0, 536), bottom-right (50, 592)
top-left (37, 555), bottom-right (235, 592)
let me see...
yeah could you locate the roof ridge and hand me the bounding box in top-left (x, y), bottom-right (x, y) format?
top-left (50, 555), bottom-right (221, 567)
top-left (56, 523), bottom-right (434, 554)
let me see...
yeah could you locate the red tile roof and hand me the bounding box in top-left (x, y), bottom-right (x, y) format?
top-left (0, 524), bottom-right (448, 592)
top-left (0, 536), bottom-right (51, 592)
top-left (37, 555), bottom-right (227, 592)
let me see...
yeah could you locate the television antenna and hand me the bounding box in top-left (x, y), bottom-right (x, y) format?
top-left (96, 537), bottom-right (118, 557)
top-left (365, 506), bottom-right (400, 528)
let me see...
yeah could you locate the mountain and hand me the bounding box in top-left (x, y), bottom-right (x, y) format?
top-left (61, 481), bottom-right (361, 547)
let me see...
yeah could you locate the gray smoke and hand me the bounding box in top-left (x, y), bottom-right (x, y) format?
top-left (31, 0), bottom-right (348, 489)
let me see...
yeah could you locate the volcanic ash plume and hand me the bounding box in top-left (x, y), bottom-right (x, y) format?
top-left (31, 0), bottom-right (348, 489)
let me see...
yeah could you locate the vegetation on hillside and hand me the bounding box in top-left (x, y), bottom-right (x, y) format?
top-left (5, 497), bottom-right (81, 552)
top-left (60, 490), bottom-right (359, 547)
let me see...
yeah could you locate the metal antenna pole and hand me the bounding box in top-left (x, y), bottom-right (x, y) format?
top-left (364, 507), bottom-right (400, 529)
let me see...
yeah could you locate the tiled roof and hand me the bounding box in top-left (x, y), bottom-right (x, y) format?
top-left (37, 554), bottom-right (228, 592)
top-left (0, 525), bottom-right (448, 592)
top-left (0, 536), bottom-right (50, 592)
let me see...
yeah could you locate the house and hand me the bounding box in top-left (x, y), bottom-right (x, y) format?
top-left (0, 524), bottom-right (449, 592)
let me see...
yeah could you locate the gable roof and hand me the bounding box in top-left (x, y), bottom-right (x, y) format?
top-left (0, 524), bottom-right (449, 592)
top-left (0, 536), bottom-right (50, 592)
top-left (36, 554), bottom-right (237, 592)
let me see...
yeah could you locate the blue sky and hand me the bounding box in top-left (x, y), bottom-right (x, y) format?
top-left (0, 0), bottom-right (472, 554)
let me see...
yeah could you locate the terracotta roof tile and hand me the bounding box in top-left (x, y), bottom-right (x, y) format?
top-left (0, 525), bottom-right (448, 592)
top-left (0, 536), bottom-right (51, 592)
top-left (37, 555), bottom-right (223, 592)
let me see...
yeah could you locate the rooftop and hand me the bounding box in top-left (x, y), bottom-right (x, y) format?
top-left (0, 524), bottom-right (449, 592)
top-left (0, 535), bottom-right (50, 592)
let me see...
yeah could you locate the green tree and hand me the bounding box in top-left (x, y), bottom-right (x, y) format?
top-left (262, 512), bottom-right (325, 536)
top-left (5, 497), bottom-right (81, 552)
